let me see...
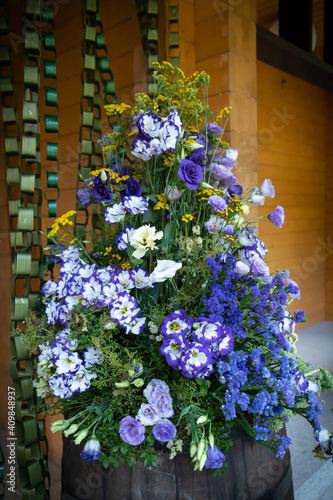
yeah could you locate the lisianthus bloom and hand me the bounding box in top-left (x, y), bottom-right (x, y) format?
top-left (136, 403), bottom-right (161, 426)
top-left (129, 225), bottom-right (163, 259)
top-left (105, 203), bottom-right (126, 223)
top-left (204, 445), bottom-right (226, 469)
top-left (80, 436), bottom-right (103, 461)
top-left (291, 370), bottom-right (309, 395)
top-left (208, 195), bottom-right (227, 213)
top-left (178, 159), bottom-right (203, 190)
top-left (150, 260), bottom-right (182, 283)
top-left (206, 122), bottom-right (223, 135)
top-left (144, 379), bottom-right (170, 401)
top-left (164, 186), bottom-right (183, 200)
top-left (268, 205), bottom-right (285, 228)
top-left (119, 415), bottom-right (145, 445)
top-left (152, 419), bottom-right (177, 442)
top-left (259, 178), bottom-right (275, 198)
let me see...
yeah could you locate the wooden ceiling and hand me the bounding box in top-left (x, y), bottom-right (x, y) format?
top-left (256, 0), bottom-right (324, 59)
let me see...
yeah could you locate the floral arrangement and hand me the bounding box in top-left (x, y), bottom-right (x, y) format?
top-left (22, 62), bottom-right (333, 473)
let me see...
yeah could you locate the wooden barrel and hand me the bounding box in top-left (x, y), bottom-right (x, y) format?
top-left (61, 427), bottom-right (294, 500)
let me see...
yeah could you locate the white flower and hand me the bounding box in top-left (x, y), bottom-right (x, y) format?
top-left (225, 148), bottom-right (238, 160)
top-left (235, 261), bottom-right (250, 276)
top-left (164, 186), bottom-right (183, 201)
top-left (250, 194), bottom-right (265, 205)
top-left (105, 203), bottom-right (126, 223)
top-left (150, 260), bottom-right (182, 283)
top-left (129, 225), bottom-right (163, 259)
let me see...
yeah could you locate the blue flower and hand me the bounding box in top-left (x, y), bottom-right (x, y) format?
top-left (80, 436), bottom-right (103, 461)
top-left (204, 445), bottom-right (226, 469)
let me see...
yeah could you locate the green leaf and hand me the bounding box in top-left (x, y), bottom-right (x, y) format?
top-left (161, 222), bottom-right (173, 251)
top-left (147, 194), bottom-right (158, 204)
top-left (142, 205), bottom-right (159, 224)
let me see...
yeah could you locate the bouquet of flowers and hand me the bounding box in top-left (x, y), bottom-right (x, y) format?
top-left (22, 62), bottom-right (333, 473)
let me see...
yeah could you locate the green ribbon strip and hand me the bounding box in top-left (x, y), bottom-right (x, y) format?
top-left (135, 0), bottom-right (159, 96)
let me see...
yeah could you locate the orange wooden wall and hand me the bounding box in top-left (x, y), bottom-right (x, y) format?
top-left (257, 60), bottom-right (329, 327)
top-left (326, 92), bottom-right (333, 320)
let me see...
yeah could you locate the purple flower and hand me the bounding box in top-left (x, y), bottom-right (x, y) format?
top-left (131, 137), bottom-right (154, 161)
top-left (123, 196), bottom-right (149, 215)
top-left (149, 389), bottom-right (174, 418)
top-left (250, 256), bottom-right (270, 277)
top-left (228, 184), bottom-right (243, 197)
top-left (268, 206), bottom-right (285, 228)
top-left (115, 226), bottom-right (135, 251)
top-left (207, 123), bottom-right (223, 135)
top-left (291, 370), bottom-right (309, 396)
top-left (159, 333), bottom-right (188, 370)
top-left (178, 159), bottom-right (203, 190)
top-left (208, 195), bottom-right (227, 213)
top-left (119, 415), bottom-right (145, 445)
top-left (294, 310), bottom-right (305, 323)
top-left (160, 309), bottom-right (194, 337)
top-left (204, 215), bottom-right (225, 233)
top-left (136, 112), bottom-right (162, 138)
top-left (77, 188), bottom-right (92, 207)
top-left (121, 177), bottom-right (142, 199)
top-left (285, 279), bottom-right (300, 299)
top-left (209, 163), bottom-right (237, 186)
top-left (136, 404), bottom-right (161, 426)
top-left (80, 437), bottom-right (103, 461)
top-left (144, 379), bottom-right (170, 401)
top-left (152, 419), bottom-right (177, 442)
top-left (259, 178), bottom-right (275, 198)
top-left (204, 445), bottom-right (226, 469)
top-left (92, 180), bottom-right (112, 203)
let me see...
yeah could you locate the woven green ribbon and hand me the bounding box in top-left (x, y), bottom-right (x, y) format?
top-left (0, 0), bottom-right (49, 498)
top-left (135, 0), bottom-right (159, 96)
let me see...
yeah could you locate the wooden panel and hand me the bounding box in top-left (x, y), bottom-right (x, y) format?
top-left (258, 59), bottom-right (327, 326)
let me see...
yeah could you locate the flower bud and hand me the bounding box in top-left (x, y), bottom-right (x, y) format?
top-left (196, 416), bottom-right (208, 425)
top-left (208, 433), bottom-right (215, 449)
top-left (64, 424), bottom-right (79, 437)
top-left (50, 420), bottom-right (69, 433)
top-left (241, 204), bottom-right (250, 215)
top-left (186, 142), bottom-right (204, 151)
top-left (199, 451), bottom-right (207, 471)
top-left (165, 186), bottom-right (183, 201)
top-left (190, 444), bottom-right (197, 458)
top-left (74, 429), bottom-right (89, 445)
top-left (132, 378), bottom-right (144, 388)
top-left (115, 380), bottom-right (131, 388)
top-left (197, 438), bottom-right (206, 460)
top-left (200, 181), bottom-right (214, 190)
top-left (193, 461), bottom-right (200, 471)
top-left (100, 170), bottom-right (107, 183)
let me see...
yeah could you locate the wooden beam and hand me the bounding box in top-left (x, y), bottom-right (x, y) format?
top-left (257, 25), bottom-right (333, 92)
top-left (324, 0), bottom-right (333, 65)
top-left (279, 0), bottom-right (312, 52)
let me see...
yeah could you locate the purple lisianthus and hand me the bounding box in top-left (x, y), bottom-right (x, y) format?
top-left (119, 415), bottom-right (145, 445)
top-left (131, 137), bottom-right (154, 161)
top-left (250, 256), bottom-right (270, 277)
top-left (123, 196), bottom-right (149, 215)
top-left (208, 195), bottom-right (227, 213)
top-left (228, 184), bottom-right (243, 197)
top-left (213, 325), bottom-right (234, 357)
top-left (149, 389), bottom-right (174, 418)
top-left (136, 403), bottom-right (161, 426)
top-left (136, 112), bottom-right (162, 138)
top-left (105, 203), bottom-right (126, 223)
top-left (207, 123), bottom-right (223, 135)
top-left (259, 178), bottom-right (275, 198)
top-left (77, 187), bottom-right (92, 207)
top-left (268, 206), bottom-right (285, 228)
top-left (178, 159), bottom-right (203, 190)
top-left (152, 419), bottom-right (177, 442)
top-left (204, 215), bottom-right (225, 233)
top-left (80, 437), bottom-right (103, 461)
top-left (144, 379), bottom-right (170, 402)
top-left (192, 319), bottom-right (223, 344)
top-left (92, 179), bottom-right (112, 203)
top-left (181, 343), bottom-right (214, 379)
top-left (209, 163), bottom-right (237, 186)
top-left (115, 226), bottom-right (135, 251)
top-left (204, 445), bottom-right (226, 469)
top-left (42, 280), bottom-right (57, 297)
top-left (121, 177), bottom-right (142, 199)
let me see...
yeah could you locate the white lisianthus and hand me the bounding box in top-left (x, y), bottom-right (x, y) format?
top-left (129, 225), bottom-right (163, 259)
top-left (165, 186), bottom-right (183, 201)
top-left (150, 260), bottom-right (182, 283)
